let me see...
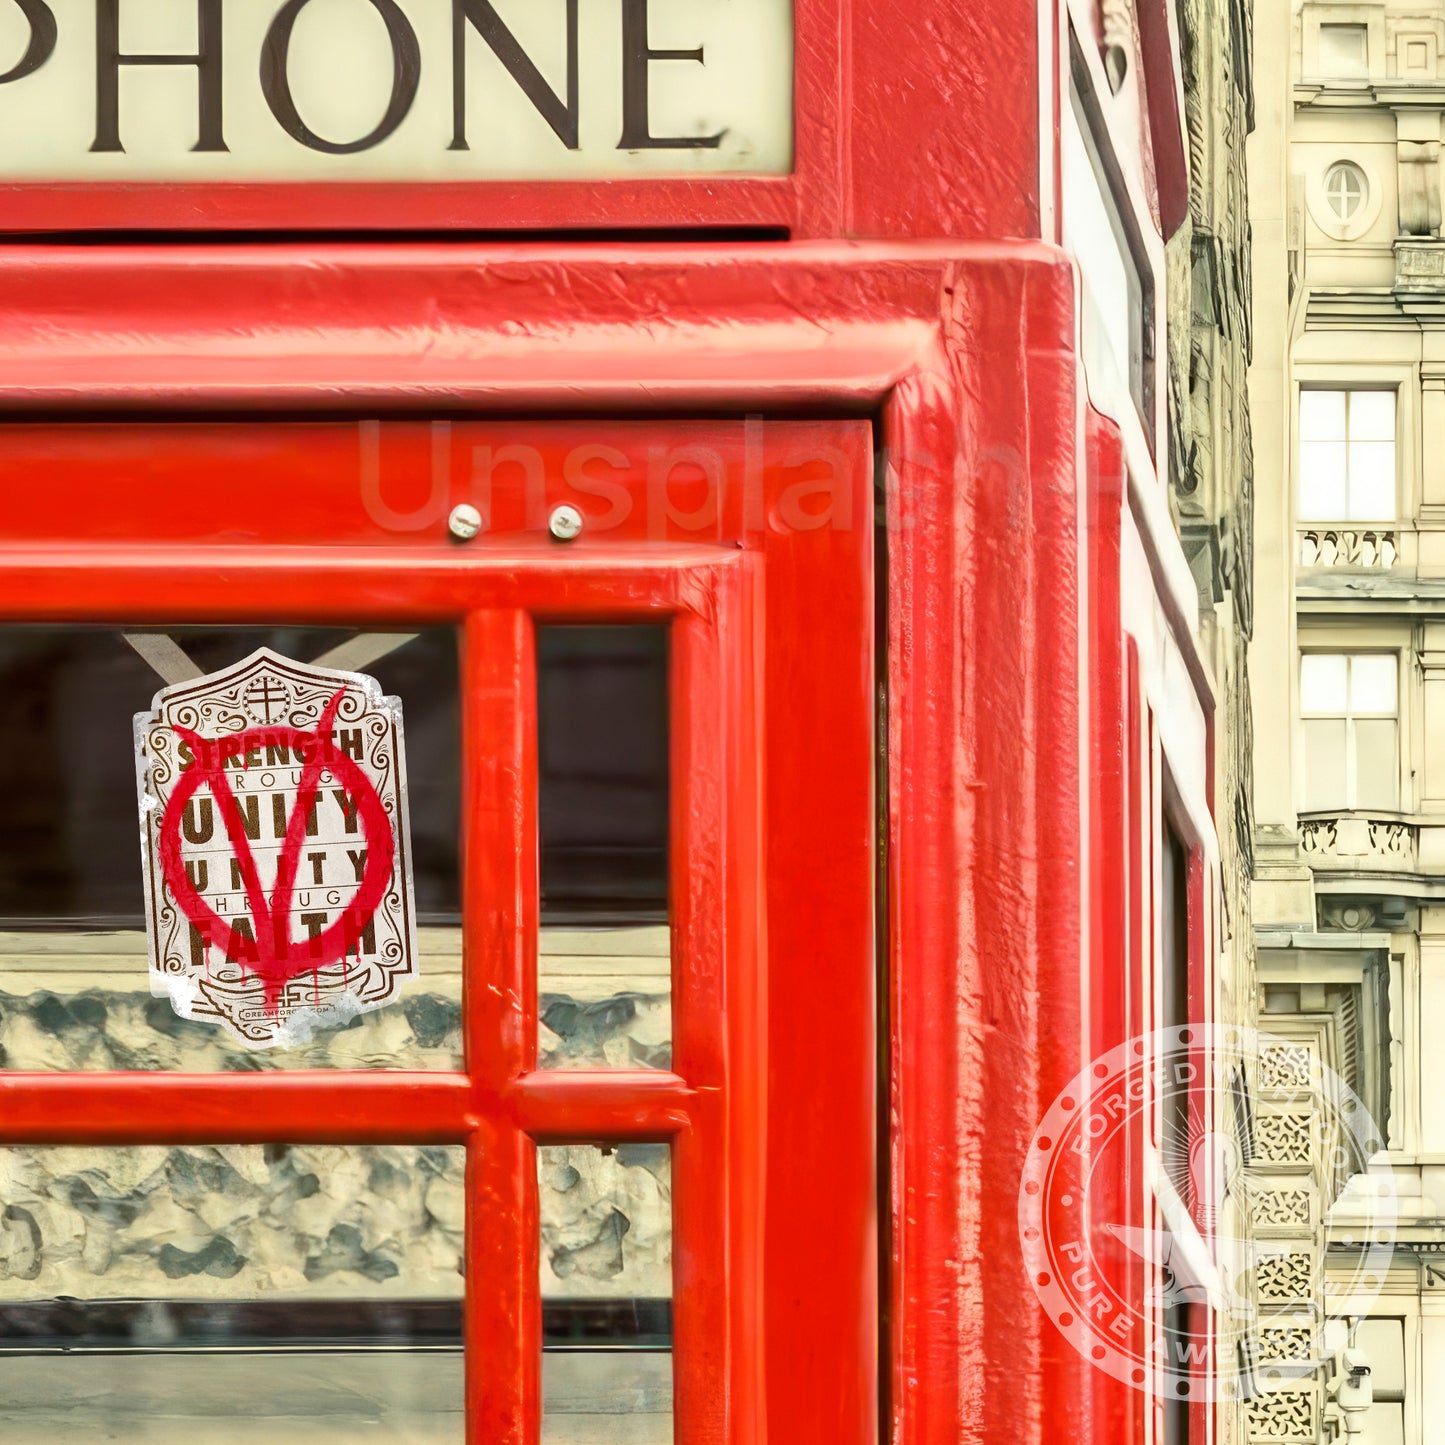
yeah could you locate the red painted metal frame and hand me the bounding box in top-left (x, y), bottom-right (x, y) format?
top-left (1084, 407), bottom-right (1143, 1444)
top-left (0, 241), bottom-right (1084, 1445)
top-left (0, 414), bottom-right (876, 1445)
top-left (0, 0), bottom-right (1041, 238)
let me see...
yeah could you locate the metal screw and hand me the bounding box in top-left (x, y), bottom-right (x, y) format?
top-left (447, 503), bottom-right (482, 541)
top-left (549, 504), bottom-right (584, 541)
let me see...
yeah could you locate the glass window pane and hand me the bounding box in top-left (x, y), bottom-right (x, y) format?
top-left (1, 1353), bottom-right (464, 1442)
top-left (1354, 719), bottom-right (1399, 809)
top-left (538, 628), bottom-right (668, 917)
top-left (1324, 163), bottom-right (1365, 221)
top-left (540, 928), bottom-right (671, 1070)
top-left (0, 628), bottom-right (462, 1071)
top-left (1349, 391), bottom-right (1396, 441)
top-left (1303, 718), bottom-right (1348, 811)
top-left (541, 1144), bottom-right (673, 1444)
top-left (1301, 654), bottom-right (1348, 713)
top-left (1300, 390), bottom-right (1347, 442)
top-left (543, 1353), bottom-right (673, 1444)
top-left (538, 627), bottom-right (671, 1072)
top-left (1347, 441), bottom-right (1396, 520)
top-left (0, 1144), bottom-right (465, 1440)
top-left (1350, 655), bottom-right (1398, 713)
top-left (1299, 441), bottom-right (1348, 519)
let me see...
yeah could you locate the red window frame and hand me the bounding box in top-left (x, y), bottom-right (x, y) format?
top-left (0, 416), bottom-right (877, 1442)
top-left (1090, 393), bottom-right (1221, 1442)
top-left (0, 240), bottom-right (1085, 1445)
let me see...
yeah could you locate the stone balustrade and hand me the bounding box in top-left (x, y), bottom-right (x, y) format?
top-left (1297, 816), bottom-right (1417, 868)
top-left (1297, 528), bottom-right (1397, 569)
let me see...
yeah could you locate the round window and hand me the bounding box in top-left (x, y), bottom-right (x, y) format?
top-left (1324, 161), bottom-right (1368, 222)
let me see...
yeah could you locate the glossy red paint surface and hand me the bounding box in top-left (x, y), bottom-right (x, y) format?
top-left (1085, 408), bottom-right (1146, 1445)
top-left (0, 243), bottom-right (1092, 1444)
top-left (0, 0), bottom-right (1041, 238)
top-left (0, 0), bottom-right (1215, 1430)
top-left (1094, 448), bottom-right (1220, 1445)
top-left (0, 420), bottom-right (861, 548)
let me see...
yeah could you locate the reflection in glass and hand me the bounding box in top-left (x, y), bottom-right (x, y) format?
top-left (1350, 654), bottom-right (1397, 712)
top-left (1298, 390), bottom-right (1396, 522)
top-left (1299, 390), bottom-right (1345, 438)
top-left (538, 627), bottom-right (668, 920)
top-left (1300, 654), bottom-right (1348, 714)
top-left (1300, 654), bottom-right (1401, 811)
top-left (540, 926), bottom-right (671, 1071)
top-left (1303, 718), bottom-right (1348, 813)
top-left (1354, 718), bottom-right (1399, 810)
top-left (537, 628), bottom-right (671, 1072)
top-left (1298, 440), bottom-right (1347, 520)
top-left (1350, 391), bottom-right (1395, 440)
top-left (1347, 441), bottom-right (1395, 520)
top-left (540, 1144), bottom-right (673, 1444)
top-left (0, 628), bottom-right (462, 1071)
top-left (0, 1144), bottom-right (465, 1442)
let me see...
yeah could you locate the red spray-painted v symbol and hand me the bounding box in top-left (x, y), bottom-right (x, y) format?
top-left (157, 688), bottom-right (394, 1017)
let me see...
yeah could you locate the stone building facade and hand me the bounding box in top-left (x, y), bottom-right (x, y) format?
top-left (1172, 0), bottom-right (1259, 1111)
top-left (1167, 2), bottom-right (1270, 1442)
top-left (1248, 1), bottom-right (1445, 1439)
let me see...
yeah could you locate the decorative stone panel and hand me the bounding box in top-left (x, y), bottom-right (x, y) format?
top-left (1250, 1188), bottom-right (1314, 1228)
top-left (1397, 237), bottom-right (1445, 294)
top-left (1316, 897), bottom-right (1381, 932)
top-left (1255, 1252), bottom-right (1316, 1305)
top-left (1258, 1040), bottom-right (1314, 1095)
top-left (1246, 1388), bottom-right (1316, 1441)
top-left (1255, 1324), bottom-right (1315, 1363)
top-left (1255, 1112), bottom-right (1314, 1165)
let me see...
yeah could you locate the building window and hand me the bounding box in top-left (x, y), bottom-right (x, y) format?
top-left (1298, 390), bottom-right (1396, 521)
top-left (1323, 161), bottom-right (1367, 222)
top-left (1318, 22), bottom-right (1368, 78)
top-left (1300, 653), bottom-right (1398, 812)
top-left (1065, 43), bottom-right (1156, 448)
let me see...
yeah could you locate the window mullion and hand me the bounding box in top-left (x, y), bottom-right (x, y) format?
top-left (1339, 710), bottom-right (1350, 811)
top-left (461, 608), bottom-right (540, 1445)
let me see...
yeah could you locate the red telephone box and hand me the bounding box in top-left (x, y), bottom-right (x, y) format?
top-left (0, 0), bottom-right (1204, 1442)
